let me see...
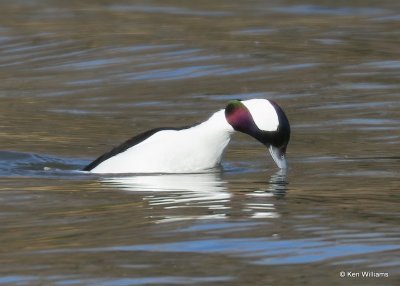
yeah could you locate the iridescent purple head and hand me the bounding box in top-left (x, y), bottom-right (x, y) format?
top-left (225, 99), bottom-right (290, 169)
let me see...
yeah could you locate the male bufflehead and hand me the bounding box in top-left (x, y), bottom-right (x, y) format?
top-left (84, 99), bottom-right (290, 173)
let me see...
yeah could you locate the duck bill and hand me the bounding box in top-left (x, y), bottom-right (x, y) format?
top-left (269, 146), bottom-right (287, 169)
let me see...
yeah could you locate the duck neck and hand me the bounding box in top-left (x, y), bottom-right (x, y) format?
top-left (198, 109), bottom-right (234, 134)
top-left (185, 109), bottom-right (234, 166)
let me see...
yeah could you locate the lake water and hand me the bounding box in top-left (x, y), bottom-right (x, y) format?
top-left (1, 0), bottom-right (400, 285)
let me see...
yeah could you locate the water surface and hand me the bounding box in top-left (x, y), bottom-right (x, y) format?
top-left (1, 0), bottom-right (400, 285)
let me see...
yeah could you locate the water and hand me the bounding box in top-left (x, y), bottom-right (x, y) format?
top-left (1, 0), bottom-right (400, 285)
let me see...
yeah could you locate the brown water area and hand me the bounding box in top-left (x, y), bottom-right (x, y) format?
top-left (1, 0), bottom-right (400, 285)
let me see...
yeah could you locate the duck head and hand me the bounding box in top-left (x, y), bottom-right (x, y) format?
top-left (225, 99), bottom-right (290, 169)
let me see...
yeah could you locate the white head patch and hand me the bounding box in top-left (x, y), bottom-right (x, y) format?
top-left (241, 99), bottom-right (279, 131)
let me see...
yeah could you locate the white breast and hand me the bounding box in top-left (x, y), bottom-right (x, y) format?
top-left (90, 110), bottom-right (233, 173)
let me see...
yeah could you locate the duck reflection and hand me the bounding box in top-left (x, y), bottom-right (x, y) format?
top-left (101, 170), bottom-right (288, 222)
top-left (241, 170), bottom-right (288, 219)
top-left (268, 169), bottom-right (288, 198)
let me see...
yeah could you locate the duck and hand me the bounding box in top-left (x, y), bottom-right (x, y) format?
top-left (83, 99), bottom-right (290, 174)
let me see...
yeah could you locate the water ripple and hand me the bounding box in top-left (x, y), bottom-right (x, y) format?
top-left (38, 237), bottom-right (399, 266)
